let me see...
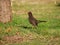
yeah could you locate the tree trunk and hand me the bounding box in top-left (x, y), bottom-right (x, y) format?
top-left (0, 0), bottom-right (12, 23)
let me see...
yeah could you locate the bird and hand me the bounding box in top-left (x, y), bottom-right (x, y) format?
top-left (28, 11), bottom-right (46, 27)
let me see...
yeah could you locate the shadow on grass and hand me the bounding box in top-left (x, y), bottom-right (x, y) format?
top-left (17, 25), bottom-right (41, 34)
top-left (17, 25), bottom-right (32, 29)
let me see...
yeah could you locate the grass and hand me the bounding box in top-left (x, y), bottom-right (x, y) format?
top-left (0, 0), bottom-right (60, 45)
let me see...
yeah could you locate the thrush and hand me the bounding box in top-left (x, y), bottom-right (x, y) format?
top-left (28, 11), bottom-right (46, 27)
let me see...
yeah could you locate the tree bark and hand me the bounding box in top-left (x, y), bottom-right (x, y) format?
top-left (0, 0), bottom-right (12, 23)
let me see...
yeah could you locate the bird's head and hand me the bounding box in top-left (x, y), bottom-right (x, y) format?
top-left (28, 11), bottom-right (33, 17)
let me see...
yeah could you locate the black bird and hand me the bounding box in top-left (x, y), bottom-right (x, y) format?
top-left (28, 11), bottom-right (46, 27)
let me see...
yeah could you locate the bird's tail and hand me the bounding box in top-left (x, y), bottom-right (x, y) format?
top-left (38, 20), bottom-right (47, 23)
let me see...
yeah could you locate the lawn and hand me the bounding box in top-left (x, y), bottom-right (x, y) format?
top-left (0, 0), bottom-right (60, 45)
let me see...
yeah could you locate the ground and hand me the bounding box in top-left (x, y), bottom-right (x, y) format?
top-left (0, 0), bottom-right (60, 45)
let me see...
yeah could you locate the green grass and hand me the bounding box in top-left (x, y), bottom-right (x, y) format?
top-left (0, 0), bottom-right (60, 45)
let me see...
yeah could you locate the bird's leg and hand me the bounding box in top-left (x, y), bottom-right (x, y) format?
top-left (31, 26), bottom-right (34, 30)
top-left (35, 26), bottom-right (38, 29)
top-left (32, 26), bottom-right (37, 29)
